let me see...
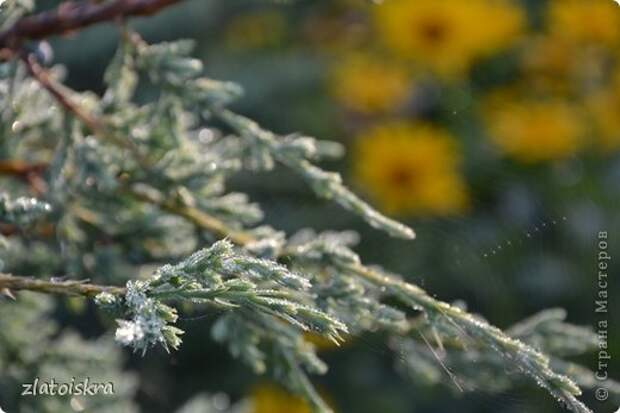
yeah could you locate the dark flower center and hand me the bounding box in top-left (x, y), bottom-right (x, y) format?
top-left (388, 166), bottom-right (416, 188)
top-left (420, 19), bottom-right (448, 44)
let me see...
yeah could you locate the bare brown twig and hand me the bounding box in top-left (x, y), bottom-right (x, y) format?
top-left (21, 53), bottom-right (103, 132)
top-left (0, 0), bottom-right (184, 53)
top-left (0, 159), bottom-right (48, 194)
top-left (0, 159), bottom-right (46, 178)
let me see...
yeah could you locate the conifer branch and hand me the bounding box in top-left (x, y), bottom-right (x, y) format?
top-left (128, 185), bottom-right (593, 412)
top-left (20, 52), bottom-right (149, 166)
top-left (0, 0), bottom-right (184, 54)
top-left (216, 109), bottom-right (416, 240)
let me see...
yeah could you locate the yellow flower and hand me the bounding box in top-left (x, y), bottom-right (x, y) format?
top-left (374, 0), bottom-right (524, 77)
top-left (224, 11), bottom-right (287, 50)
top-left (483, 97), bottom-right (584, 163)
top-left (353, 123), bottom-right (468, 216)
top-left (330, 54), bottom-right (411, 114)
top-left (250, 383), bottom-right (311, 413)
top-left (548, 0), bottom-right (620, 47)
top-left (519, 35), bottom-right (609, 96)
top-left (587, 77), bottom-right (620, 152)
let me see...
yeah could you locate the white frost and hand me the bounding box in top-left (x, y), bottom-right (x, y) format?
top-left (115, 320), bottom-right (145, 346)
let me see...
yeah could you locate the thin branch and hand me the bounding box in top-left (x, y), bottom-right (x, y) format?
top-left (128, 186), bottom-right (256, 246)
top-left (0, 159), bottom-right (48, 194)
top-left (0, 159), bottom-right (46, 178)
top-left (21, 52), bottom-right (151, 167)
top-left (0, 273), bottom-right (126, 297)
top-left (21, 52), bottom-right (103, 132)
top-left (0, 0), bottom-right (184, 53)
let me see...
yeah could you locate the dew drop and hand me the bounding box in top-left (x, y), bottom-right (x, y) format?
top-left (70, 397), bottom-right (85, 412)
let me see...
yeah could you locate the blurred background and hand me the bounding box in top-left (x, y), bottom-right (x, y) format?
top-left (19, 0), bottom-right (620, 412)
